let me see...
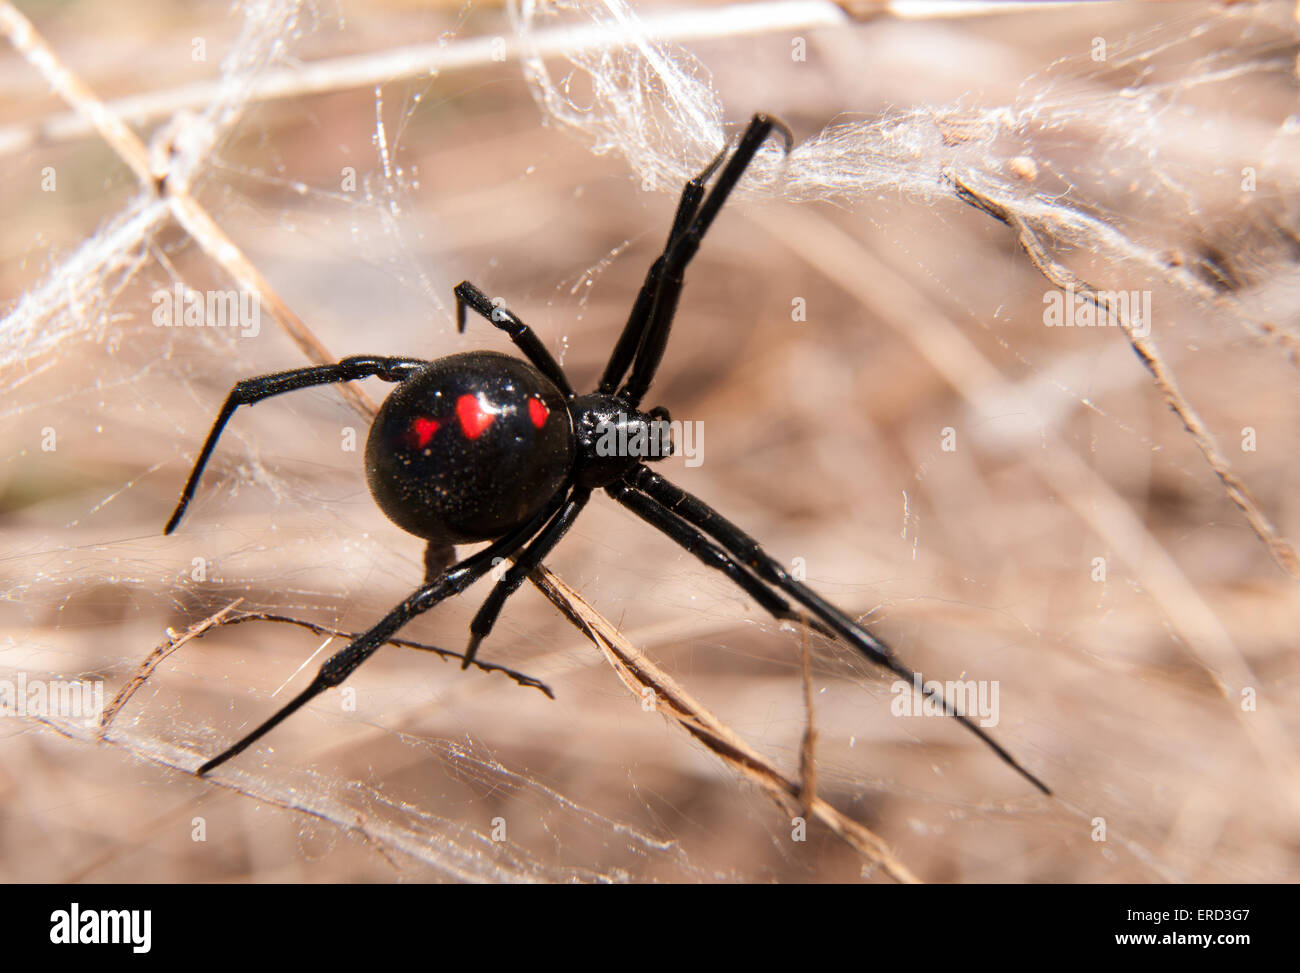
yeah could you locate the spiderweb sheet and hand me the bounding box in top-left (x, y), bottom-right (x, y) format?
top-left (1, 0), bottom-right (1297, 882)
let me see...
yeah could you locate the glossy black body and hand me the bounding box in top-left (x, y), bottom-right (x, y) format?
top-left (366, 351), bottom-right (573, 543)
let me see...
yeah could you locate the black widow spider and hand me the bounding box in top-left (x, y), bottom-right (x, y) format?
top-left (165, 113), bottom-right (1049, 794)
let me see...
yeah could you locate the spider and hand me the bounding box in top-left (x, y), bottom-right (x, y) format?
top-left (164, 113), bottom-right (1049, 794)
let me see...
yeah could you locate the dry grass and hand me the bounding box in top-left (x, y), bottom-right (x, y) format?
top-left (1, 0), bottom-right (1298, 883)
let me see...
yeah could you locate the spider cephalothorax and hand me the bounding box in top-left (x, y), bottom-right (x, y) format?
top-left (164, 114), bottom-right (1049, 795)
top-left (569, 394), bottom-right (674, 488)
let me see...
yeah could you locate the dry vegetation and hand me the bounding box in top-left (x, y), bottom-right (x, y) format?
top-left (1, 0), bottom-right (1298, 882)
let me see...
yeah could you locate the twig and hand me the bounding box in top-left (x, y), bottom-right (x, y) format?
top-left (106, 601), bottom-right (554, 717)
top-left (100, 598), bottom-right (246, 733)
top-left (163, 192), bottom-right (379, 420)
top-left (0, 3), bottom-right (853, 159)
top-left (529, 566), bottom-right (921, 884)
top-left (798, 614), bottom-right (818, 817)
top-left (98, 599), bottom-right (555, 740)
top-left (0, 0), bottom-right (378, 420)
top-left (0, 0), bottom-right (1113, 161)
top-left (756, 201), bottom-right (1300, 808)
top-left (217, 611), bottom-right (554, 697)
top-left (0, 1), bottom-right (152, 183)
top-left (951, 175), bottom-right (1300, 580)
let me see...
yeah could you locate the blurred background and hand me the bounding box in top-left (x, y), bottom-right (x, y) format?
top-left (2, 0), bottom-right (1299, 882)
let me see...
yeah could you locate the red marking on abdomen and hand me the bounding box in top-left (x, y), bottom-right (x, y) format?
top-left (528, 397), bottom-right (549, 428)
top-left (406, 417), bottom-right (440, 448)
top-left (457, 394), bottom-right (496, 439)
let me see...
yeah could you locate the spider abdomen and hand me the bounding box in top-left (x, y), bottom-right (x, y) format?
top-left (365, 350), bottom-right (573, 544)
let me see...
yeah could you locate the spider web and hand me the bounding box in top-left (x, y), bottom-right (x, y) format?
top-left (1, 0), bottom-right (1298, 882)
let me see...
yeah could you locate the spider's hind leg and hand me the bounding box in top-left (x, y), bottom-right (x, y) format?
top-left (459, 488), bottom-right (591, 670)
top-left (194, 495), bottom-right (564, 775)
top-left (165, 356), bottom-right (428, 534)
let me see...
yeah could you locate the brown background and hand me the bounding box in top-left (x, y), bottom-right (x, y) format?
top-left (1, 0), bottom-right (1298, 882)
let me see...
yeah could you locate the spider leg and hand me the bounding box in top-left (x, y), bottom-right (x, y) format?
top-left (597, 144), bottom-right (728, 394)
top-left (604, 481), bottom-right (836, 637)
top-left (620, 465), bottom-right (1052, 796)
top-left (453, 281), bottom-right (574, 397)
top-left (619, 113), bottom-right (793, 408)
top-left (195, 493), bottom-right (565, 775)
top-left (460, 487), bottom-right (592, 669)
top-left (164, 356), bottom-right (429, 535)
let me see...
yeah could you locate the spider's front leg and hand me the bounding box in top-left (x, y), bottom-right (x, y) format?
top-left (616, 465), bottom-right (1052, 796)
top-left (453, 281), bottom-right (574, 397)
top-left (606, 480), bottom-right (835, 637)
top-left (194, 493), bottom-right (565, 775)
top-left (617, 113), bottom-right (793, 407)
top-left (597, 141), bottom-right (729, 395)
